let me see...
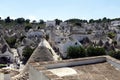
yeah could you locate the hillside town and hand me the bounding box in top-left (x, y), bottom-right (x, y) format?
top-left (0, 17), bottom-right (120, 80)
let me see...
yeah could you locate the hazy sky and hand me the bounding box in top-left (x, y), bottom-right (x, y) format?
top-left (0, 0), bottom-right (120, 21)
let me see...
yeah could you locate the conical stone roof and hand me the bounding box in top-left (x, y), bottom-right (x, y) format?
top-left (28, 46), bottom-right (54, 63)
top-left (12, 39), bottom-right (54, 80)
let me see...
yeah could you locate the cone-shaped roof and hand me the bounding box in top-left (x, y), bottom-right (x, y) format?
top-left (28, 46), bottom-right (54, 63)
top-left (13, 39), bottom-right (54, 80)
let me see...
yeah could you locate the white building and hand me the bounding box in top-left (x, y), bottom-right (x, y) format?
top-left (60, 22), bottom-right (68, 27)
top-left (72, 26), bottom-right (86, 34)
top-left (27, 29), bottom-right (45, 38)
top-left (57, 37), bottom-right (82, 58)
top-left (46, 21), bottom-right (56, 27)
top-left (111, 21), bottom-right (120, 27)
top-left (0, 48), bottom-right (14, 63)
top-left (70, 33), bottom-right (92, 42)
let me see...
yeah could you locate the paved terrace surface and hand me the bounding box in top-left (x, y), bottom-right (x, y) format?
top-left (29, 56), bottom-right (120, 80)
top-left (62, 62), bottom-right (120, 80)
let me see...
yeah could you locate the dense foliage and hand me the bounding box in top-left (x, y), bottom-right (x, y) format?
top-left (55, 19), bottom-right (62, 25)
top-left (0, 16), bottom-right (120, 28)
top-left (65, 18), bottom-right (87, 23)
top-left (15, 18), bottom-right (25, 24)
top-left (45, 34), bottom-right (49, 41)
top-left (86, 46), bottom-right (106, 57)
top-left (67, 46), bottom-right (106, 59)
top-left (22, 46), bottom-right (35, 64)
top-left (107, 32), bottom-right (116, 39)
top-left (67, 45), bottom-right (120, 61)
top-left (109, 51), bottom-right (120, 60)
top-left (67, 46), bottom-right (86, 58)
top-left (5, 37), bottom-right (16, 48)
top-left (25, 25), bottom-right (32, 32)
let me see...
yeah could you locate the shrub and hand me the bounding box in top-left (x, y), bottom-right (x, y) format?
top-left (22, 46), bottom-right (34, 63)
top-left (112, 51), bottom-right (120, 60)
top-left (107, 32), bottom-right (116, 39)
top-left (19, 35), bottom-right (26, 41)
top-left (46, 34), bottom-right (49, 41)
top-left (6, 37), bottom-right (16, 48)
top-left (86, 46), bottom-right (106, 57)
top-left (25, 25), bottom-right (32, 32)
top-left (108, 50), bottom-right (116, 57)
top-left (0, 64), bottom-right (6, 68)
top-left (112, 40), bottom-right (117, 46)
top-left (67, 46), bottom-right (86, 59)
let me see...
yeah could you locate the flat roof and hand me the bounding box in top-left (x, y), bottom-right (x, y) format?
top-left (29, 56), bottom-right (120, 80)
top-left (62, 62), bottom-right (120, 80)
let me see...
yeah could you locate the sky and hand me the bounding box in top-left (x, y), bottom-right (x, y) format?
top-left (0, 0), bottom-right (120, 21)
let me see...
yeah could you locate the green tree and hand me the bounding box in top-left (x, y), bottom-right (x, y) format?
top-left (112, 51), bottom-right (120, 60)
top-left (39, 19), bottom-right (45, 24)
top-left (65, 18), bottom-right (87, 24)
top-left (32, 20), bottom-right (37, 24)
top-left (55, 19), bottom-right (62, 25)
top-left (74, 22), bottom-right (82, 26)
top-left (89, 19), bottom-right (94, 23)
top-left (22, 46), bottom-right (34, 63)
top-left (67, 46), bottom-right (86, 59)
top-left (46, 34), bottom-right (49, 41)
top-left (102, 17), bottom-right (107, 22)
top-left (25, 19), bottom-right (30, 24)
top-left (16, 18), bottom-right (25, 24)
top-left (108, 50), bottom-right (116, 57)
top-left (108, 32), bottom-right (116, 39)
top-left (112, 40), bottom-right (117, 47)
top-left (5, 16), bottom-right (11, 23)
top-left (6, 37), bottom-right (16, 48)
top-left (25, 25), bottom-right (32, 32)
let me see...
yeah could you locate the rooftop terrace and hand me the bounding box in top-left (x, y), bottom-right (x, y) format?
top-left (29, 56), bottom-right (120, 80)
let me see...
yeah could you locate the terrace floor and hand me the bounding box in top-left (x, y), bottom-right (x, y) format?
top-left (57, 62), bottom-right (120, 80)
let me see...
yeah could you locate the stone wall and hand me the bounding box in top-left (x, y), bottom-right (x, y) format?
top-left (0, 73), bottom-right (10, 80)
top-left (0, 73), bottom-right (4, 80)
top-left (106, 56), bottom-right (120, 70)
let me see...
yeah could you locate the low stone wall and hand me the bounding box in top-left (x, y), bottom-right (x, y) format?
top-left (0, 73), bottom-right (10, 80)
top-left (46, 57), bottom-right (106, 69)
top-left (0, 73), bottom-right (4, 80)
top-left (106, 56), bottom-right (120, 70)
